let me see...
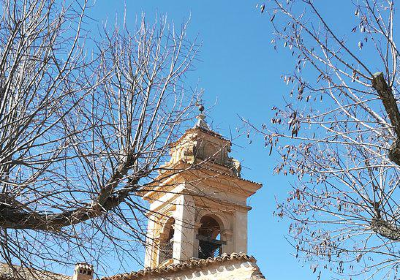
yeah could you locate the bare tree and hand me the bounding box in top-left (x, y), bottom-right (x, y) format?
top-left (0, 0), bottom-right (198, 275)
top-left (253, 0), bottom-right (399, 279)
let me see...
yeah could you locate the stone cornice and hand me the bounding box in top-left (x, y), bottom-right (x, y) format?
top-left (139, 161), bottom-right (261, 202)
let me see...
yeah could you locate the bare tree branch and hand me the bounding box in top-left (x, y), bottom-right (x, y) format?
top-left (0, 0), bottom-right (199, 275)
top-left (254, 0), bottom-right (400, 278)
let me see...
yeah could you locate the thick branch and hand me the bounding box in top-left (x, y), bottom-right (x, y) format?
top-left (0, 179), bottom-right (140, 231)
top-left (372, 72), bottom-right (400, 165)
top-left (370, 218), bottom-right (400, 241)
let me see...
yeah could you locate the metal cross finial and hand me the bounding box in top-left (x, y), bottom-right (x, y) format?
top-left (194, 99), bottom-right (209, 130)
top-left (196, 99), bottom-right (204, 113)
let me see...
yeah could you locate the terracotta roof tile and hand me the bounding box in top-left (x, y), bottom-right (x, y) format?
top-left (100, 253), bottom-right (256, 280)
top-left (170, 126), bottom-right (230, 148)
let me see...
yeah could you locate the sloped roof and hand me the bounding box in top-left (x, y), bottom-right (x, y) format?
top-left (100, 253), bottom-right (264, 280)
top-left (0, 263), bottom-right (70, 280)
top-left (169, 126), bottom-right (230, 148)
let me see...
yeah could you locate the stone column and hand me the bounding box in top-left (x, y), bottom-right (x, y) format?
top-left (221, 229), bottom-right (234, 254)
top-left (234, 210), bottom-right (248, 253)
top-left (192, 221), bottom-right (202, 258)
top-left (144, 216), bottom-right (156, 268)
top-left (173, 194), bottom-right (195, 262)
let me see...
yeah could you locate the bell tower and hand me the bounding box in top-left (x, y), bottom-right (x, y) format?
top-left (140, 108), bottom-right (261, 268)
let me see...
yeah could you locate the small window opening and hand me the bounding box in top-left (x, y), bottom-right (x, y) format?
top-left (159, 218), bottom-right (174, 264)
top-left (197, 216), bottom-right (225, 259)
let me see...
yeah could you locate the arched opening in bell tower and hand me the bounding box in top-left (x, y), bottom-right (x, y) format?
top-left (197, 215), bottom-right (225, 259)
top-left (158, 217), bottom-right (175, 265)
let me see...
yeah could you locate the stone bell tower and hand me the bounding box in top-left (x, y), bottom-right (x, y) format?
top-left (140, 108), bottom-right (261, 269)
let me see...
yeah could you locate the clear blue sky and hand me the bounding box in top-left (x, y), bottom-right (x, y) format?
top-left (87, 1), bottom-right (359, 279)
